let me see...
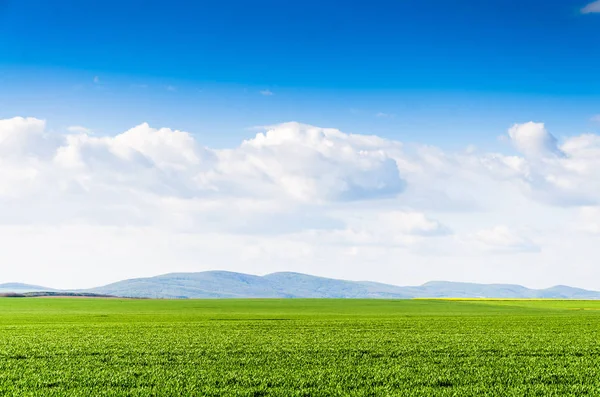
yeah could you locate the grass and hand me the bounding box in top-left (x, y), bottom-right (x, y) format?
top-left (0, 298), bottom-right (600, 396)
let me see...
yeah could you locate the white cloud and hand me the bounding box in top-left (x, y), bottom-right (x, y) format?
top-left (226, 122), bottom-right (406, 202)
top-left (380, 211), bottom-right (450, 236)
top-left (574, 206), bottom-right (600, 234)
top-left (260, 89), bottom-right (274, 96)
top-left (375, 112), bottom-right (394, 118)
top-left (3, 117), bottom-right (600, 289)
top-left (507, 122), bottom-right (562, 158)
top-left (471, 226), bottom-right (539, 253)
top-left (581, 0), bottom-right (600, 13)
top-left (305, 210), bottom-right (451, 249)
top-left (0, 116), bottom-right (58, 159)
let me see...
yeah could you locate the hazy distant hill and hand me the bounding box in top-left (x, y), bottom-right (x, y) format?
top-left (2, 272), bottom-right (599, 299)
top-left (263, 272), bottom-right (413, 298)
top-left (82, 271), bottom-right (600, 300)
top-left (86, 272), bottom-right (282, 299)
top-left (0, 283), bottom-right (55, 293)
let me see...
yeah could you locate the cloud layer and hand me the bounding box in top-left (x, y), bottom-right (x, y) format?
top-left (1, 117), bottom-right (600, 289)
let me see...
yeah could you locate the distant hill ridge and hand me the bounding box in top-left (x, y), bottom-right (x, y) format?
top-left (0, 283), bottom-right (57, 293)
top-left (3, 271), bottom-right (598, 299)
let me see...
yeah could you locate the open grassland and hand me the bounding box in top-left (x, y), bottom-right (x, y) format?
top-left (0, 299), bottom-right (600, 396)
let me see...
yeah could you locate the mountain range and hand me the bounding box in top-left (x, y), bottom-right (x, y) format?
top-left (1, 271), bottom-right (600, 299)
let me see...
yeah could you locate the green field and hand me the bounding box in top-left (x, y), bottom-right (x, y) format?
top-left (1, 299), bottom-right (600, 396)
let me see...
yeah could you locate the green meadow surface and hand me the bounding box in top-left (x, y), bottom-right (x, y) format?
top-left (1, 299), bottom-right (600, 396)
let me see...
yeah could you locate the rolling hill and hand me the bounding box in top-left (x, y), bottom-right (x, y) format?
top-left (82, 271), bottom-right (600, 300)
top-left (2, 272), bottom-right (600, 299)
top-left (0, 283), bottom-right (55, 293)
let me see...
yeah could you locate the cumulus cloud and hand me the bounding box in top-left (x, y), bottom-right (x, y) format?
top-left (0, 117), bottom-right (57, 158)
top-left (219, 122), bottom-right (406, 202)
top-left (0, 118), bottom-right (409, 229)
top-left (4, 117), bottom-right (600, 228)
top-left (507, 122), bottom-right (562, 158)
top-left (581, 0), bottom-right (600, 13)
top-left (479, 122), bottom-right (600, 206)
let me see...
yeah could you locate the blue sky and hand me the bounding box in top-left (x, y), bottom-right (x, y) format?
top-left (1, 0), bottom-right (599, 149)
top-left (2, 1), bottom-right (600, 289)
